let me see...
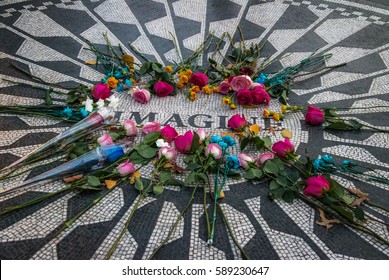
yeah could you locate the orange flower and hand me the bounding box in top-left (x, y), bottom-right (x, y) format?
top-left (165, 65), bottom-right (173, 73)
top-left (222, 97), bottom-right (231, 105)
top-left (212, 86), bottom-right (219, 93)
top-left (106, 77), bottom-right (118, 89)
top-left (202, 85), bottom-right (212, 95)
top-left (179, 75), bottom-right (189, 84)
top-left (176, 82), bottom-right (185, 88)
top-left (230, 103), bottom-right (237, 109)
top-left (190, 85), bottom-right (200, 93)
top-left (189, 91), bottom-right (197, 100)
top-left (249, 124), bottom-right (260, 134)
top-left (263, 109), bottom-right (271, 118)
top-left (185, 69), bottom-right (192, 76)
top-left (129, 69), bottom-right (135, 74)
top-left (273, 112), bottom-right (280, 121)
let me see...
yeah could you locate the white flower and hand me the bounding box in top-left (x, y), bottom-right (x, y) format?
top-left (96, 99), bottom-right (105, 109)
top-left (82, 97), bottom-right (94, 112)
top-left (156, 139), bottom-right (169, 148)
top-left (107, 95), bottom-right (119, 110)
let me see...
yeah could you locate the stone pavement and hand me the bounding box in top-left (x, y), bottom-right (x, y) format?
top-left (0, 0), bottom-right (388, 259)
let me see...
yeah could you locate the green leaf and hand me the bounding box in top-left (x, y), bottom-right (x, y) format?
top-left (165, 178), bottom-right (185, 187)
top-left (276, 176), bottom-right (288, 187)
top-left (273, 157), bottom-right (285, 170)
top-left (159, 170), bottom-right (172, 182)
top-left (129, 150), bottom-right (147, 164)
top-left (87, 176), bottom-right (101, 187)
top-left (190, 131), bottom-right (200, 153)
top-left (142, 132), bottom-right (161, 145)
top-left (153, 185), bottom-right (164, 195)
top-left (252, 168), bottom-right (264, 179)
top-left (76, 185), bottom-right (102, 191)
top-left (243, 168), bottom-right (255, 180)
top-left (196, 172), bottom-right (208, 182)
top-left (279, 89), bottom-right (288, 105)
top-left (66, 94), bottom-right (79, 105)
top-left (226, 171), bottom-right (241, 179)
top-left (185, 171), bottom-right (196, 185)
top-left (134, 178), bottom-right (143, 191)
top-left (332, 205), bottom-right (354, 221)
top-left (347, 119), bottom-right (363, 130)
top-left (268, 188), bottom-right (285, 199)
top-left (136, 145), bottom-right (158, 159)
top-left (109, 132), bottom-right (120, 141)
top-left (187, 162), bottom-right (202, 171)
top-left (254, 136), bottom-right (264, 150)
top-left (240, 137), bottom-right (250, 152)
top-left (262, 136), bottom-right (272, 148)
top-left (184, 155), bottom-right (195, 164)
top-left (353, 206), bottom-right (365, 220)
top-left (342, 196), bottom-right (355, 205)
top-left (152, 63), bottom-right (163, 73)
top-left (208, 58), bottom-right (217, 65)
top-left (263, 160), bottom-right (280, 176)
top-left (324, 109), bottom-right (337, 118)
top-left (328, 178), bottom-right (345, 199)
top-left (269, 180), bottom-right (281, 190)
top-left (325, 121), bottom-right (355, 131)
top-left (139, 62), bottom-right (150, 75)
top-left (282, 190), bottom-right (295, 203)
top-left (44, 88), bottom-right (53, 105)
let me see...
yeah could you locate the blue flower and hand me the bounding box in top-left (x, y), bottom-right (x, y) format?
top-left (255, 73), bottom-right (268, 84)
top-left (80, 107), bottom-right (89, 118)
top-left (226, 156), bottom-right (240, 169)
top-left (62, 107), bottom-right (73, 118)
top-left (210, 135), bottom-right (221, 143)
top-left (124, 79), bottom-right (132, 86)
top-left (313, 158), bottom-right (323, 170)
top-left (219, 141), bottom-right (228, 149)
top-left (116, 83), bottom-right (124, 92)
top-left (342, 160), bottom-right (357, 166)
top-left (222, 135), bottom-right (236, 146)
top-left (321, 154), bottom-right (333, 164)
top-left (102, 78), bottom-right (107, 83)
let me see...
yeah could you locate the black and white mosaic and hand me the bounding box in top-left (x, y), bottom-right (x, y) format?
top-left (0, 0), bottom-right (388, 259)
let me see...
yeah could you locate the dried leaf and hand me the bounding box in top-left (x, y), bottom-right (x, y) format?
top-left (219, 190), bottom-right (225, 199)
top-left (163, 162), bottom-right (173, 169)
top-left (267, 126), bottom-right (277, 136)
top-left (63, 174), bottom-right (83, 183)
top-left (85, 59), bottom-right (96, 65)
top-left (281, 129), bottom-right (292, 139)
top-left (170, 162), bottom-right (185, 174)
top-left (221, 131), bottom-right (235, 138)
top-left (243, 105), bottom-right (259, 109)
top-left (122, 54), bottom-right (134, 68)
top-left (104, 180), bottom-right (117, 190)
top-left (351, 197), bottom-right (367, 207)
top-left (316, 208), bottom-right (340, 229)
top-left (349, 188), bottom-right (370, 202)
top-left (226, 64), bottom-right (234, 69)
top-left (130, 170), bottom-right (141, 185)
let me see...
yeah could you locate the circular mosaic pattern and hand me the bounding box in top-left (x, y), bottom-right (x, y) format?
top-left (0, 0), bottom-right (388, 260)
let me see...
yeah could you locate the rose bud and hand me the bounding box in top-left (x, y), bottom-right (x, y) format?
top-left (97, 133), bottom-right (114, 146)
top-left (256, 152), bottom-right (275, 166)
top-left (227, 114), bottom-right (247, 131)
top-left (189, 72), bottom-right (208, 88)
top-left (132, 88), bottom-right (151, 104)
top-left (218, 81), bottom-right (231, 94)
top-left (123, 119), bottom-right (138, 136)
top-left (271, 138), bottom-right (295, 158)
top-left (305, 106), bottom-right (325, 125)
top-left (92, 83), bottom-right (111, 100)
top-left (195, 128), bottom-right (208, 142)
top-left (205, 143), bottom-right (223, 159)
top-left (174, 131), bottom-right (194, 154)
top-left (303, 175), bottom-right (331, 197)
top-left (230, 75), bottom-right (253, 92)
top-left (238, 153), bottom-right (254, 169)
top-left (117, 160), bottom-right (136, 176)
top-left (158, 146), bottom-right (177, 161)
top-left (153, 81), bottom-right (174, 97)
top-left (160, 124), bottom-right (178, 143)
top-left (142, 121), bottom-right (161, 134)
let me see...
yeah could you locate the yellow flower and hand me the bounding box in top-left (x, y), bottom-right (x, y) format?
top-left (263, 109), bottom-right (271, 117)
top-left (180, 75), bottom-right (189, 84)
top-left (189, 91), bottom-right (197, 100)
top-left (222, 97), bottom-right (231, 105)
top-left (190, 85), bottom-right (200, 93)
top-left (130, 170), bottom-right (141, 185)
top-left (202, 85), bottom-right (212, 95)
top-left (212, 86), bottom-right (219, 93)
top-left (273, 112), bottom-right (280, 121)
top-left (230, 103), bottom-right (237, 109)
top-left (130, 78), bottom-right (135, 83)
top-left (185, 69), bottom-right (192, 76)
top-left (165, 65), bottom-right (173, 73)
top-left (106, 77), bottom-right (118, 89)
top-left (249, 124), bottom-right (261, 134)
top-left (281, 104), bottom-right (288, 113)
top-left (129, 69), bottom-right (135, 74)
top-left (176, 82), bottom-right (185, 88)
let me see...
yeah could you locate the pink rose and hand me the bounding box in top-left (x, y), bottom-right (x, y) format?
top-left (303, 175), bottom-right (330, 197)
top-left (174, 131), bottom-right (194, 154)
top-left (97, 133), bottom-right (114, 146)
top-left (238, 153), bottom-right (254, 169)
top-left (219, 81), bottom-right (231, 94)
top-left (92, 83), bottom-right (111, 100)
top-left (160, 124), bottom-right (178, 143)
top-left (227, 114), bottom-right (247, 131)
top-left (251, 87), bottom-right (270, 105)
top-left (153, 81), bottom-right (174, 97)
top-left (305, 106), bottom-right (325, 125)
top-left (158, 146), bottom-right (177, 161)
top-left (117, 160), bottom-right (136, 176)
top-left (236, 89), bottom-right (253, 105)
top-left (132, 88), bottom-right (151, 104)
top-left (189, 72), bottom-right (208, 88)
top-left (195, 128), bottom-right (207, 142)
top-left (256, 152), bottom-right (275, 166)
top-left (230, 75), bottom-right (253, 92)
top-left (272, 138), bottom-right (295, 158)
top-left (205, 143), bottom-right (223, 159)
top-left (123, 119), bottom-right (138, 136)
top-left (250, 83), bottom-right (265, 90)
top-left (142, 121), bottom-right (161, 134)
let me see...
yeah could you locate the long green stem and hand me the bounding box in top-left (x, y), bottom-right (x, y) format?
top-left (148, 183), bottom-right (199, 259)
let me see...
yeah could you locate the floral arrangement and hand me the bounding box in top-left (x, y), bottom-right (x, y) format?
top-left (1, 31), bottom-right (388, 260)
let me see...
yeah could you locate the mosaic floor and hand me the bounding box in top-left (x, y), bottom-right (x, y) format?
top-left (0, 0), bottom-right (388, 260)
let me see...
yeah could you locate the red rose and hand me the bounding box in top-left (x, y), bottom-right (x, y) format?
top-left (189, 72), bottom-right (208, 88)
top-left (305, 106), bottom-right (325, 125)
top-left (236, 89), bottom-right (252, 105)
top-left (303, 175), bottom-right (330, 197)
top-left (153, 81), bottom-right (174, 97)
top-left (92, 83), bottom-right (111, 100)
top-left (251, 87), bottom-right (270, 105)
top-left (272, 138), bottom-right (295, 158)
top-left (240, 67), bottom-right (254, 76)
top-left (174, 131), bottom-right (194, 154)
top-left (227, 114), bottom-right (247, 131)
top-left (160, 124), bottom-right (178, 143)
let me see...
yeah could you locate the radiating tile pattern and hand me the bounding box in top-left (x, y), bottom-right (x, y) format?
top-left (0, 0), bottom-right (388, 259)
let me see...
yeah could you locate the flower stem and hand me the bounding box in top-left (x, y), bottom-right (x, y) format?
top-left (217, 202), bottom-right (250, 260)
top-left (148, 183), bottom-right (199, 259)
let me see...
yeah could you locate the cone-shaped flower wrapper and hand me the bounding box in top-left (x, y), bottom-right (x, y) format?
top-left (0, 144), bottom-right (125, 196)
top-left (0, 107), bottom-right (114, 172)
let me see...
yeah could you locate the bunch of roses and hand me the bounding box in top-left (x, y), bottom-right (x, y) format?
top-left (219, 75), bottom-right (271, 108)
